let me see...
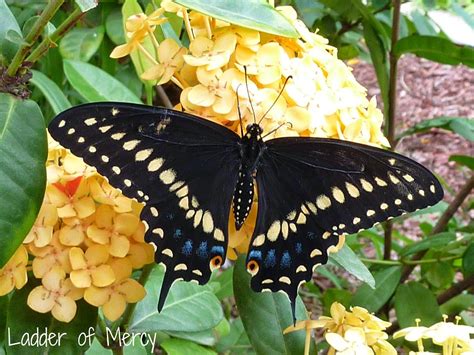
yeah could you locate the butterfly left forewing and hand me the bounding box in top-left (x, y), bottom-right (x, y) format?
top-left (247, 137), bottom-right (443, 319)
top-left (49, 102), bottom-right (241, 310)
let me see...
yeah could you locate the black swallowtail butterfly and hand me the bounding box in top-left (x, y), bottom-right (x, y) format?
top-left (49, 102), bottom-right (443, 319)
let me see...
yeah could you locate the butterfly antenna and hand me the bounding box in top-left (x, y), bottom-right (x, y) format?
top-left (258, 75), bottom-right (292, 126)
top-left (236, 84), bottom-right (244, 137)
top-left (243, 66), bottom-right (257, 124)
top-left (262, 122), bottom-right (293, 139)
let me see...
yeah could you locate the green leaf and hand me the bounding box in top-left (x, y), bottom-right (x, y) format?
top-left (105, 9), bottom-right (125, 45)
top-left (30, 70), bottom-right (72, 117)
top-left (394, 282), bottom-right (442, 328)
top-left (74, 0), bottom-right (98, 12)
top-left (175, 0), bottom-right (298, 38)
top-left (128, 265), bottom-right (223, 333)
top-left (463, 242), bottom-right (474, 275)
top-left (216, 319), bottom-right (254, 355)
top-left (351, 266), bottom-right (402, 312)
top-left (399, 232), bottom-right (456, 257)
top-left (351, 0), bottom-right (390, 46)
top-left (0, 0), bottom-right (22, 57)
top-left (329, 244), bottom-right (376, 288)
top-left (59, 26), bottom-right (105, 62)
top-left (361, 19), bottom-right (389, 115)
top-left (394, 35), bottom-right (474, 68)
top-left (440, 294), bottom-right (474, 315)
top-left (398, 116), bottom-right (474, 141)
top-left (85, 338), bottom-right (113, 355)
top-left (161, 338), bottom-right (217, 355)
top-left (233, 255), bottom-right (315, 355)
top-left (425, 261), bottom-right (455, 288)
top-left (0, 295), bottom-right (8, 346)
top-left (0, 94), bottom-right (46, 268)
top-left (322, 288), bottom-right (352, 311)
top-left (411, 10), bottom-right (438, 35)
top-left (63, 59), bottom-right (142, 103)
top-left (449, 155), bottom-right (474, 170)
top-left (212, 267), bottom-right (233, 300)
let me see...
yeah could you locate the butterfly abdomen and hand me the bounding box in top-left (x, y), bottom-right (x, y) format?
top-left (233, 170), bottom-right (254, 230)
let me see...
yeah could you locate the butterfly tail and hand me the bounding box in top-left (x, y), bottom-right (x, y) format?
top-left (157, 268), bottom-right (175, 312)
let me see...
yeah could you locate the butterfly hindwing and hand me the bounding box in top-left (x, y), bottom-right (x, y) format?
top-left (49, 103), bottom-right (241, 310)
top-left (247, 137), bottom-right (443, 317)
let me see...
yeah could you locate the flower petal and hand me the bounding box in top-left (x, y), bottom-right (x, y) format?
top-left (103, 293), bottom-right (127, 321)
top-left (52, 296), bottom-right (77, 323)
top-left (27, 286), bottom-right (55, 313)
top-left (90, 264), bottom-right (115, 287)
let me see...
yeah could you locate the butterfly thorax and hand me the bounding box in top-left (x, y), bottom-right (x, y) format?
top-left (233, 124), bottom-right (266, 230)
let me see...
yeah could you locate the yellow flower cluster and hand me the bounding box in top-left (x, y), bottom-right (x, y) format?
top-left (285, 302), bottom-right (396, 355)
top-left (3, 135), bottom-right (154, 323)
top-left (109, 2), bottom-right (390, 257)
top-left (394, 316), bottom-right (474, 355)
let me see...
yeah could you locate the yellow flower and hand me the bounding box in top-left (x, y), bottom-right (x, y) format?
top-left (27, 267), bottom-right (83, 323)
top-left (0, 245), bottom-right (28, 296)
top-left (89, 178), bottom-right (132, 213)
top-left (141, 38), bottom-right (187, 85)
top-left (86, 205), bottom-right (140, 257)
top-left (84, 258), bottom-right (146, 321)
top-left (24, 202), bottom-right (58, 247)
top-left (325, 328), bottom-right (374, 355)
top-left (127, 222), bottom-right (155, 269)
top-left (424, 316), bottom-right (474, 350)
top-left (69, 245), bottom-right (115, 288)
top-left (183, 32), bottom-right (237, 70)
top-left (47, 179), bottom-right (95, 220)
top-left (110, 9), bottom-right (167, 59)
top-left (30, 232), bottom-right (71, 278)
top-left (187, 67), bottom-right (240, 114)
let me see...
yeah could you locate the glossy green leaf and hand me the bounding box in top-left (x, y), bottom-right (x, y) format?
top-left (0, 0), bottom-right (22, 57)
top-left (175, 0), bottom-right (298, 38)
top-left (0, 296), bottom-right (8, 346)
top-left (394, 282), bottom-right (442, 328)
top-left (398, 116), bottom-right (474, 141)
top-left (400, 232), bottom-right (455, 257)
top-left (128, 265), bottom-right (223, 333)
top-left (0, 94), bottom-right (46, 268)
top-left (63, 59), bottom-right (141, 103)
top-left (440, 294), bottom-right (474, 315)
top-left (463, 242), bottom-right (474, 275)
top-left (233, 256), bottom-right (314, 355)
top-left (161, 338), bottom-right (217, 355)
top-left (329, 244), bottom-right (376, 288)
top-left (411, 10), bottom-right (438, 35)
top-left (74, 0), bottom-right (98, 12)
top-left (449, 155), bottom-right (474, 170)
top-left (59, 26), bottom-right (104, 62)
top-left (30, 70), bottom-right (72, 117)
top-left (425, 261), bottom-right (455, 288)
top-left (322, 288), bottom-right (352, 311)
top-left (351, 0), bottom-right (389, 46)
top-left (85, 339), bottom-right (112, 355)
top-left (394, 35), bottom-right (474, 68)
top-left (105, 9), bottom-right (125, 45)
top-left (351, 266), bottom-right (402, 312)
top-left (212, 267), bottom-right (233, 300)
top-left (216, 318), bottom-right (254, 355)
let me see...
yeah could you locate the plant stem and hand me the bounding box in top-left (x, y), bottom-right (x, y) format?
top-left (26, 7), bottom-right (84, 63)
top-left (156, 85), bottom-right (173, 108)
top-left (120, 264), bottom-right (155, 330)
top-left (6, 0), bottom-right (65, 76)
top-left (382, 0), bottom-right (402, 261)
top-left (145, 84), bottom-right (153, 105)
top-left (437, 274), bottom-right (474, 304)
top-left (361, 254), bottom-right (460, 266)
top-left (387, 0), bottom-right (401, 147)
top-left (400, 173), bottom-right (474, 282)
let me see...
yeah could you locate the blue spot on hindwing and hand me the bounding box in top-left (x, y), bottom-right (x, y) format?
top-left (211, 245), bottom-right (224, 256)
top-left (197, 241), bottom-right (208, 259)
top-left (264, 249), bottom-right (277, 268)
top-left (249, 250), bottom-right (262, 260)
top-left (307, 232), bottom-right (316, 240)
top-left (182, 240), bottom-right (193, 256)
top-left (280, 251), bottom-right (291, 268)
top-left (174, 228), bottom-right (182, 239)
top-left (295, 242), bottom-right (303, 254)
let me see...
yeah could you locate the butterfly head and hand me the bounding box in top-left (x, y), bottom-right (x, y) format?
top-left (245, 123), bottom-right (263, 139)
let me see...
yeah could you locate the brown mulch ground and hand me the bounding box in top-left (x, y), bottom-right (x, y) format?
top-left (352, 55), bottom-right (473, 193)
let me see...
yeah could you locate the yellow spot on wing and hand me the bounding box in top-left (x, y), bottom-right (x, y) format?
top-left (267, 221), bottom-right (281, 241)
top-left (345, 182), bottom-right (360, 198)
top-left (332, 186), bottom-right (345, 203)
top-left (147, 158), bottom-right (164, 172)
top-left (375, 177), bottom-right (387, 187)
top-left (135, 149), bottom-right (153, 161)
top-left (360, 179), bottom-right (373, 192)
top-left (202, 211), bottom-right (214, 233)
top-left (316, 195), bottom-right (331, 210)
top-left (123, 140), bottom-right (140, 151)
top-left (159, 169), bottom-right (176, 185)
top-left (252, 234), bottom-right (265, 247)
